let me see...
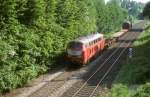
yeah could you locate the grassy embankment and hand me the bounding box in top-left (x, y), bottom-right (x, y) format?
top-left (109, 28), bottom-right (150, 97)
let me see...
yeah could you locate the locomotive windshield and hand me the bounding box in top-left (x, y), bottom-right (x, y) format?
top-left (68, 41), bottom-right (83, 49)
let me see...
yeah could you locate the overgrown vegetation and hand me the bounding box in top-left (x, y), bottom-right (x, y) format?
top-left (109, 28), bottom-right (150, 97)
top-left (109, 83), bottom-right (150, 97)
top-left (120, 0), bottom-right (144, 20)
top-left (0, 0), bottom-right (127, 93)
top-left (143, 1), bottom-right (150, 19)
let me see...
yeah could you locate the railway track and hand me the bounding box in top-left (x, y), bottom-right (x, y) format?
top-left (27, 28), bottom-right (131, 97)
top-left (60, 31), bottom-right (140, 97)
top-left (14, 21), bottom-right (145, 97)
top-left (29, 32), bottom-right (141, 97)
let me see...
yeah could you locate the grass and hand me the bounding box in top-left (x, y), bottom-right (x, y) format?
top-left (109, 28), bottom-right (150, 97)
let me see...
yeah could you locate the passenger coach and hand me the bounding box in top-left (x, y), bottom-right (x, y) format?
top-left (67, 33), bottom-right (105, 65)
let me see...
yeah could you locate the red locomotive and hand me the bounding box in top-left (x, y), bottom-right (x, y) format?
top-left (67, 33), bottom-right (105, 65)
top-left (66, 22), bottom-right (131, 65)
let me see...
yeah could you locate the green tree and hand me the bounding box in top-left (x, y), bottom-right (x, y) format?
top-left (107, 0), bottom-right (126, 31)
top-left (143, 1), bottom-right (150, 19)
top-left (20, 0), bottom-right (46, 25)
top-left (120, 0), bottom-right (144, 19)
top-left (93, 0), bottom-right (107, 32)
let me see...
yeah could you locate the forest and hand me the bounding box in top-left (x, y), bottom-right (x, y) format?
top-left (0, 0), bottom-right (143, 93)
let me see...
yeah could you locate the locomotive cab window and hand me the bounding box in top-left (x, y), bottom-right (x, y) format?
top-left (68, 41), bottom-right (83, 49)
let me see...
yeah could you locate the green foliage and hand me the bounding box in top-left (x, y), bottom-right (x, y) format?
top-left (0, 0), bottom-right (127, 93)
top-left (109, 84), bottom-right (130, 97)
top-left (92, 0), bottom-right (127, 33)
top-left (143, 1), bottom-right (150, 19)
top-left (109, 83), bottom-right (150, 97)
top-left (131, 83), bottom-right (150, 97)
top-left (106, 0), bottom-right (127, 32)
top-left (120, 0), bottom-right (144, 19)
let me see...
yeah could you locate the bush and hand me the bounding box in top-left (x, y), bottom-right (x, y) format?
top-left (131, 83), bottom-right (150, 97)
top-left (109, 84), bottom-right (130, 97)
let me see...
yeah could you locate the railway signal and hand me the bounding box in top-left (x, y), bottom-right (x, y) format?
top-left (128, 47), bottom-right (133, 58)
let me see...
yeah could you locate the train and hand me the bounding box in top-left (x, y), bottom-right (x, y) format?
top-left (66, 22), bottom-right (132, 65)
